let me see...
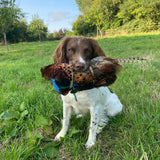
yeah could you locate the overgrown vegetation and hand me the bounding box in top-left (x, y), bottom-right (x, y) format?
top-left (0, 34), bottom-right (160, 159)
top-left (74, 0), bottom-right (160, 36)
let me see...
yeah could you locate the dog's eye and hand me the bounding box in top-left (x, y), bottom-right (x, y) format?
top-left (68, 48), bottom-right (73, 53)
top-left (84, 48), bottom-right (90, 54)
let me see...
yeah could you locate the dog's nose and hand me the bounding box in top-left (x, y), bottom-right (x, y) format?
top-left (75, 62), bottom-right (85, 70)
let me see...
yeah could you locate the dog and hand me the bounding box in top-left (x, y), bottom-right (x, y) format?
top-left (53, 37), bottom-right (123, 149)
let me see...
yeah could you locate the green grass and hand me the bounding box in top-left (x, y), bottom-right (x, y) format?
top-left (0, 34), bottom-right (160, 159)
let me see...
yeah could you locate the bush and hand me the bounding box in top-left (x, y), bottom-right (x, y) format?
top-left (122, 19), bottom-right (158, 33)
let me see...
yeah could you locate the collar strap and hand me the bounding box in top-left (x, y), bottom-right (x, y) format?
top-left (69, 69), bottom-right (78, 102)
top-left (89, 66), bottom-right (94, 77)
top-left (89, 66), bottom-right (96, 84)
top-left (69, 69), bottom-right (74, 89)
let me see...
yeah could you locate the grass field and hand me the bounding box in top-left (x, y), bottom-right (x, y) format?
top-left (0, 34), bottom-right (160, 160)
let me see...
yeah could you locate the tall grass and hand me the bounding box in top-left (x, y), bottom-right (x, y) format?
top-left (0, 34), bottom-right (160, 159)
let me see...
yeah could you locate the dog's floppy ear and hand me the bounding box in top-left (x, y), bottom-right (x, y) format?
top-left (88, 39), bottom-right (106, 58)
top-left (53, 37), bottom-right (72, 63)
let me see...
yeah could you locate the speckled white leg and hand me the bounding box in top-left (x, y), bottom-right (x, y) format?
top-left (54, 104), bottom-right (72, 141)
top-left (85, 106), bottom-right (100, 149)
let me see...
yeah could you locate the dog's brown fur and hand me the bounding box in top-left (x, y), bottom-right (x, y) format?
top-left (53, 37), bottom-right (105, 71)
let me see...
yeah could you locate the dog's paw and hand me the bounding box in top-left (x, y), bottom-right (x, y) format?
top-left (85, 141), bottom-right (95, 149)
top-left (54, 136), bottom-right (61, 142)
top-left (96, 126), bottom-right (104, 134)
top-left (54, 132), bottom-right (64, 142)
top-left (76, 114), bottom-right (83, 118)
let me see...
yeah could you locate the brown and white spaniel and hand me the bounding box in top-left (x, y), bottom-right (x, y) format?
top-left (53, 37), bottom-right (123, 149)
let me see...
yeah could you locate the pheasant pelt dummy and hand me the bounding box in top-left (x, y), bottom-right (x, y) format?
top-left (41, 56), bottom-right (122, 95)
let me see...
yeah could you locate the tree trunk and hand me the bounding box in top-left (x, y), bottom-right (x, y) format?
top-left (99, 30), bottom-right (103, 37)
top-left (97, 27), bottom-right (99, 37)
top-left (38, 32), bottom-right (41, 42)
top-left (97, 27), bottom-right (103, 37)
top-left (2, 26), bottom-right (9, 52)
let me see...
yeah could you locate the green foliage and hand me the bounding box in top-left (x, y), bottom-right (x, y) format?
top-left (72, 15), bottom-right (96, 35)
top-left (85, 0), bottom-right (121, 30)
top-left (0, 102), bottom-right (28, 138)
top-left (117, 0), bottom-right (160, 32)
top-left (6, 20), bottom-right (28, 43)
top-left (0, 2), bottom-right (67, 44)
top-left (0, 0), bottom-right (23, 51)
top-left (28, 15), bottom-right (48, 42)
top-left (0, 0), bottom-right (16, 28)
top-left (74, 0), bottom-right (160, 34)
top-left (52, 29), bottom-right (68, 40)
top-left (75, 0), bottom-right (93, 13)
top-left (42, 141), bottom-right (60, 158)
top-left (0, 14), bottom-right (67, 43)
top-left (65, 30), bottom-right (75, 36)
top-left (74, 0), bottom-right (122, 36)
top-left (35, 115), bottom-right (52, 127)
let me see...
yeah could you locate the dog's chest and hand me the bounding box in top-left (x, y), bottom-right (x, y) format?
top-left (62, 87), bottom-right (110, 115)
top-left (62, 91), bottom-right (93, 114)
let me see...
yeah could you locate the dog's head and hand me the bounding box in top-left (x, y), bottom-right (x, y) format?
top-left (53, 37), bottom-right (105, 71)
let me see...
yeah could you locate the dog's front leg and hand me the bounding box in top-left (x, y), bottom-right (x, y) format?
top-left (85, 106), bottom-right (100, 149)
top-left (54, 104), bottom-right (72, 141)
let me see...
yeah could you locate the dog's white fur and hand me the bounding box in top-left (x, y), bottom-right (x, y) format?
top-left (54, 86), bottom-right (123, 149)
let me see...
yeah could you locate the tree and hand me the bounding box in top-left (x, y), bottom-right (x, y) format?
top-left (72, 15), bottom-right (96, 36)
top-left (0, 0), bottom-right (22, 52)
top-left (75, 0), bottom-right (160, 35)
top-left (53, 29), bottom-right (68, 40)
top-left (84, 0), bottom-right (109, 37)
top-left (116, 0), bottom-right (160, 32)
top-left (75, 0), bottom-right (122, 37)
top-left (75, 0), bottom-right (94, 13)
top-left (28, 15), bottom-right (47, 42)
top-left (7, 20), bottom-right (28, 43)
